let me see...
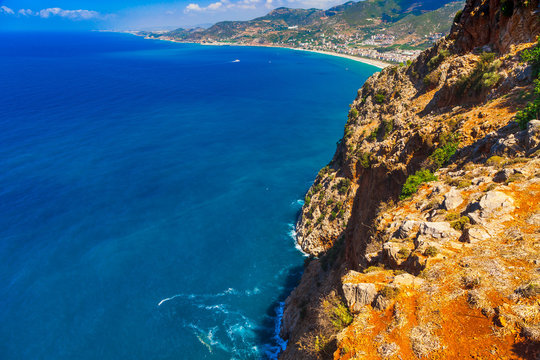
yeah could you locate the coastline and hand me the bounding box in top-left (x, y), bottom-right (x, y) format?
top-left (134, 33), bottom-right (391, 69)
top-left (285, 47), bottom-right (390, 69)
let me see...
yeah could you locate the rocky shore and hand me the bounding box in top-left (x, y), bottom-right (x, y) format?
top-left (280, 0), bottom-right (540, 358)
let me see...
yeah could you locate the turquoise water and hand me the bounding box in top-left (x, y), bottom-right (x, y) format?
top-left (0, 32), bottom-right (376, 359)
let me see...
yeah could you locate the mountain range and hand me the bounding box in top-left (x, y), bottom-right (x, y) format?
top-left (145, 0), bottom-right (466, 50)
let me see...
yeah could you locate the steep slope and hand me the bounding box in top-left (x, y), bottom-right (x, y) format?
top-left (280, 0), bottom-right (540, 358)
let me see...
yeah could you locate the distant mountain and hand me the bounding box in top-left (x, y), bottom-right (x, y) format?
top-left (150, 0), bottom-right (465, 49)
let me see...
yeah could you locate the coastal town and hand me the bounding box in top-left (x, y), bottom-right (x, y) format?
top-left (148, 29), bottom-right (446, 64)
top-left (141, 1), bottom-right (461, 65)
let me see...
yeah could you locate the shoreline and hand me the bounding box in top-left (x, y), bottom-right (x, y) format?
top-left (285, 47), bottom-right (390, 69)
top-left (135, 33), bottom-right (391, 69)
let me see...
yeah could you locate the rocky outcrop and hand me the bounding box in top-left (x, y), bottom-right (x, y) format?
top-left (450, 0), bottom-right (540, 54)
top-left (280, 0), bottom-right (540, 359)
top-left (342, 276), bottom-right (377, 312)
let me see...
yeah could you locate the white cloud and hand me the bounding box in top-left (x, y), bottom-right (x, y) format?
top-left (39, 8), bottom-right (101, 20)
top-left (0, 6), bottom-right (14, 14)
top-left (185, 0), bottom-right (262, 13)
top-left (207, 2), bottom-right (224, 10)
top-left (1, 6), bottom-right (104, 20)
top-left (18, 9), bottom-right (34, 16)
top-left (185, 3), bottom-right (203, 12)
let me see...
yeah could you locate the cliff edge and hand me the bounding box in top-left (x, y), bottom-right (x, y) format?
top-left (282, 0), bottom-right (540, 358)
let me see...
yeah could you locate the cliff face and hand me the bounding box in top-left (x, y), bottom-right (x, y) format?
top-left (282, 0), bottom-right (540, 358)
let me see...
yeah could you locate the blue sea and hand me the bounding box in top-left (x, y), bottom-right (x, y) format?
top-left (0, 32), bottom-right (376, 359)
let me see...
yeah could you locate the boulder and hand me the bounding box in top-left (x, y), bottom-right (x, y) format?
top-left (392, 273), bottom-right (425, 289)
top-left (397, 220), bottom-right (418, 239)
top-left (467, 191), bottom-right (515, 226)
top-left (526, 119), bottom-right (540, 151)
top-left (493, 169), bottom-right (516, 183)
top-left (382, 242), bottom-right (401, 268)
top-left (373, 294), bottom-right (391, 311)
top-left (417, 221), bottom-right (460, 240)
top-left (478, 191), bottom-right (515, 216)
top-left (490, 134), bottom-right (524, 156)
top-left (443, 189), bottom-right (463, 210)
top-left (526, 212), bottom-right (540, 226)
top-left (460, 226), bottom-right (491, 243)
top-left (342, 279), bottom-right (377, 312)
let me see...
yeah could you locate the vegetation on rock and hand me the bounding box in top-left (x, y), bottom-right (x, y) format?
top-left (400, 170), bottom-right (437, 200)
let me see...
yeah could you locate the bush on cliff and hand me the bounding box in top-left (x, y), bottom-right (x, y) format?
top-left (457, 52), bottom-right (501, 95)
top-left (374, 92), bottom-right (386, 104)
top-left (453, 9), bottom-right (463, 23)
top-left (428, 135), bottom-right (459, 169)
top-left (324, 298), bottom-right (353, 330)
top-left (335, 178), bottom-right (352, 195)
top-left (427, 49), bottom-right (450, 70)
top-left (515, 39), bottom-right (540, 129)
top-left (400, 169), bottom-right (437, 200)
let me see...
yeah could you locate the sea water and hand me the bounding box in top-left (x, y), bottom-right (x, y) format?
top-left (0, 31), bottom-right (376, 359)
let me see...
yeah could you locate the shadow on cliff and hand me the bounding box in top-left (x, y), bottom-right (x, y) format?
top-left (511, 340), bottom-right (540, 359)
top-left (253, 264), bottom-right (304, 357)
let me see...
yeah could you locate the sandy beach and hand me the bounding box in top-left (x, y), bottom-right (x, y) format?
top-left (287, 48), bottom-right (390, 69)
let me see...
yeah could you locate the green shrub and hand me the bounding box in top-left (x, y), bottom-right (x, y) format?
top-left (336, 178), bottom-right (352, 195)
top-left (445, 212), bottom-right (460, 221)
top-left (454, 9), bottom-right (463, 23)
top-left (374, 92), bottom-right (386, 104)
top-left (364, 265), bottom-right (384, 273)
top-left (429, 137), bottom-right (459, 169)
top-left (486, 155), bottom-right (506, 167)
top-left (381, 119), bottom-right (394, 139)
top-left (427, 49), bottom-right (451, 70)
top-left (328, 300), bottom-right (353, 330)
top-left (424, 246), bottom-right (439, 257)
top-left (398, 248), bottom-right (410, 259)
top-left (379, 286), bottom-right (400, 299)
top-left (423, 70), bottom-right (441, 88)
top-left (515, 78), bottom-right (540, 129)
top-left (481, 71), bottom-right (500, 88)
top-left (457, 52), bottom-right (502, 95)
top-left (318, 166), bottom-right (330, 177)
top-left (456, 179), bottom-right (472, 188)
top-left (304, 194), bottom-right (311, 207)
top-left (348, 107), bottom-right (359, 121)
top-left (400, 169), bottom-right (437, 200)
top-left (505, 173), bottom-right (526, 184)
top-left (522, 38), bottom-right (540, 76)
top-left (369, 130), bottom-right (378, 141)
top-left (358, 151), bottom-right (371, 168)
top-left (450, 216), bottom-right (470, 231)
top-left (329, 211), bottom-right (337, 221)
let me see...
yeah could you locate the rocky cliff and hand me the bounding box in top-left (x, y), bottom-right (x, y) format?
top-left (281, 0), bottom-right (540, 358)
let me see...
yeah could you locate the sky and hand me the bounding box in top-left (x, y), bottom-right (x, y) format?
top-left (0, 0), bottom-right (347, 31)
